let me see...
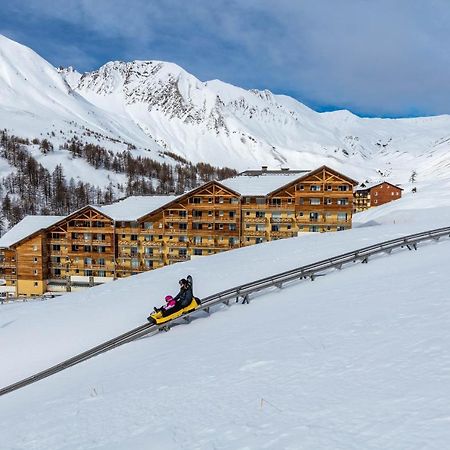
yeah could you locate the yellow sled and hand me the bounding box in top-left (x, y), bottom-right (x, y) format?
top-left (147, 297), bottom-right (201, 325)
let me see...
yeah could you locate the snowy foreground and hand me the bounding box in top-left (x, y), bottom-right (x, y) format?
top-left (1, 189), bottom-right (450, 449)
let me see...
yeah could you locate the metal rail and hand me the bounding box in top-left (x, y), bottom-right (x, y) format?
top-left (1, 225), bottom-right (449, 397)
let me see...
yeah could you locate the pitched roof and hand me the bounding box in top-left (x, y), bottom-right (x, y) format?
top-left (220, 173), bottom-right (304, 196)
top-left (356, 181), bottom-right (404, 191)
top-left (97, 195), bottom-right (176, 221)
top-left (0, 215), bottom-right (65, 248)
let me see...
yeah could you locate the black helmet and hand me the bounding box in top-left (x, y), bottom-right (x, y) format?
top-left (179, 278), bottom-right (187, 285)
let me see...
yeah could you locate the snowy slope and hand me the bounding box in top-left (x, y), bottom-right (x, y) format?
top-left (0, 35), bottom-right (168, 166)
top-left (1, 184), bottom-right (450, 449)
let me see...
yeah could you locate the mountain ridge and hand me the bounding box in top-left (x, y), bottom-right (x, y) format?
top-left (2, 34), bottom-right (450, 185)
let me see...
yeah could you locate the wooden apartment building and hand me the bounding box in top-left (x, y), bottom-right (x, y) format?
top-left (354, 182), bottom-right (403, 212)
top-left (0, 165), bottom-right (357, 298)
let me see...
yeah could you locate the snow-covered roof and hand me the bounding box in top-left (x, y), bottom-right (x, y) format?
top-left (356, 181), bottom-right (403, 191)
top-left (220, 173), bottom-right (306, 196)
top-left (0, 215), bottom-right (64, 248)
top-left (97, 195), bottom-right (176, 221)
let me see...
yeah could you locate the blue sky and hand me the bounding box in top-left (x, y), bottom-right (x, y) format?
top-left (1, 0), bottom-right (449, 118)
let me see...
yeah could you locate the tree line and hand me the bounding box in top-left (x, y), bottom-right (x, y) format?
top-left (0, 131), bottom-right (237, 232)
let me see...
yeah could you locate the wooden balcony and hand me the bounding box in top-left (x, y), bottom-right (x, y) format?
top-left (167, 254), bottom-right (189, 261)
top-left (243, 217), bottom-right (267, 223)
top-left (242, 231), bottom-right (267, 237)
top-left (141, 241), bottom-right (163, 247)
top-left (270, 217), bottom-right (294, 223)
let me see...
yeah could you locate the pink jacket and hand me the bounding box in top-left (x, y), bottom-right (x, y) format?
top-left (163, 295), bottom-right (176, 310)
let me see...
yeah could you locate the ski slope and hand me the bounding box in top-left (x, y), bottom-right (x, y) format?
top-left (1, 186), bottom-right (450, 449)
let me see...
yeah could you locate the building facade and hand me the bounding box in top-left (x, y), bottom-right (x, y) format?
top-left (0, 166), bottom-right (357, 298)
top-left (354, 182), bottom-right (403, 212)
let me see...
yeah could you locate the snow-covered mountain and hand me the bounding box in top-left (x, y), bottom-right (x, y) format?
top-left (2, 33), bottom-right (450, 186)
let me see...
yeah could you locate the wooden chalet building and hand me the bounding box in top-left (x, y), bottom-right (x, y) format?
top-left (0, 165), bottom-right (357, 298)
top-left (354, 181), bottom-right (403, 212)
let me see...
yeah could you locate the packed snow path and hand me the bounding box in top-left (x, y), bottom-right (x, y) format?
top-left (1, 225), bottom-right (449, 398)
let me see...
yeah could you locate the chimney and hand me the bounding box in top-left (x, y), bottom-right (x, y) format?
top-left (261, 166), bottom-right (268, 172)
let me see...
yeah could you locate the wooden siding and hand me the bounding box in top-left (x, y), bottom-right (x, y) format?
top-left (5, 166), bottom-right (358, 297)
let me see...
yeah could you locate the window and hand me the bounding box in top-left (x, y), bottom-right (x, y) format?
top-left (84, 233), bottom-right (92, 241)
top-left (271, 225), bottom-right (280, 232)
top-left (229, 211), bottom-right (235, 218)
top-left (144, 222), bottom-right (153, 230)
top-left (309, 226), bottom-right (319, 232)
top-left (337, 198), bottom-right (348, 205)
top-left (256, 211), bottom-right (265, 218)
top-left (256, 198), bottom-right (265, 205)
top-left (179, 223), bottom-right (188, 230)
top-left (84, 270), bottom-right (93, 277)
top-left (130, 234), bottom-right (138, 241)
top-left (54, 269), bottom-right (61, 277)
top-left (338, 185), bottom-right (349, 191)
top-left (144, 235), bottom-right (154, 242)
top-left (131, 247), bottom-right (138, 256)
top-left (194, 236), bottom-right (202, 244)
top-left (33, 245), bottom-right (38, 251)
top-left (194, 249), bottom-right (203, 256)
top-left (229, 237), bottom-right (238, 246)
top-left (337, 212), bottom-right (348, 221)
top-left (179, 210), bottom-right (187, 218)
top-left (255, 238), bottom-right (265, 244)
top-left (34, 269), bottom-right (38, 275)
top-left (192, 197), bottom-right (202, 204)
top-left (337, 226), bottom-right (346, 231)
top-left (326, 185), bottom-right (332, 191)
top-left (298, 184), bottom-right (304, 190)
top-left (84, 257), bottom-right (92, 265)
top-left (245, 197), bottom-right (251, 204)
top-left (270, 198), bottom-right (282, 206)
top-left (145, 260), bottom-right (153, 269)
top-left (229, 224), bottom-right (237, 231)
top-left (144, 247), bottom-right (153, 255)
top-left (256, 224), bottom-right (266, 232)
top-left (231, 198), bottom-right (239, 204)
top-left (325, 198), bottom-right (332, 205)
top-left (310, 212), bottom-right (319, 221)
top-left (193, 210), bottom-right (202, 217)
top-left (310, 185), bottom-right (321, 191)
top-left (34, 282), bottom-right (38, 287)
top-left (96, 234), bottom-right (105, 241)
top-left (310, 198), bottom-right (321, 205)
top-left (97, 271), bottom-right (106, 277)
top-left (98, 258), bottom-right (105, 266)
top-left (131, 258), bottom-right (139, 269)
top-left (219, 197), bottom-right (224, 204)
top-left (84, 245), bottom-right (92, 252)
top-left (33, 257), bottom-right (38, 263)
top-left (192, 223), bottom-right (203, 230)
top-left (179, 248), bottom-right (187, 257)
